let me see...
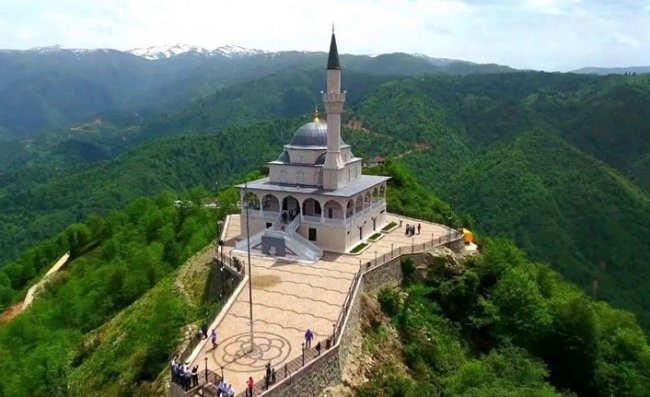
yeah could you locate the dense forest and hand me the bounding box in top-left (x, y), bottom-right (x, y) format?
top-left (0, 186), bottom-right (243, 396)
top-left (360, 239), bottom-right (650, 396)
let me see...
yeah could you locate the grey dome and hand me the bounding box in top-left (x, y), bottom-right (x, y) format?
top-left (289, 120), bottom-right (346, 147)
top-left (289, 121), bottom-right (328, 147)
top-left (277, 150), bottom-right (290, 163)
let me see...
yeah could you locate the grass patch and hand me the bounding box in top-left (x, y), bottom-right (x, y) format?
top-left (381, 222), bottom-right (398, 232)
top-left (369, 233), bottom-right (382, 241)
top-left (351, 242), bottom-right (369, 253)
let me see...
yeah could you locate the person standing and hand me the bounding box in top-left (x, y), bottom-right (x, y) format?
top-left (171, 357), bottom-right (178, 383)
top-left (417, 223), bottom-right (421, 235)
top-left (305, 329), bottom-right (314, 348)
top-left (265, 363), bottom-right (272, 389)
top-left (211, 329), bottom-right (218, 350)
top-left (246, 377), bottom-right (254, 397)
top-left (191, 365), bottom-right (199, 387)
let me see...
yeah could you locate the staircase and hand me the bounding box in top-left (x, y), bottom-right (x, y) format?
top-left (235, 215), bottom-right (323, 262)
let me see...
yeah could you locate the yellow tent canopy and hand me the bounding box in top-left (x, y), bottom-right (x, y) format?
top-left (463, 228), bottom-right (473, 244)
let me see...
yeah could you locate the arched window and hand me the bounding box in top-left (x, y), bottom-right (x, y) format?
top-left (261, 194), bottom-right (279, 212)
top-left (315, 153), bottom-right (326, 165)
top-left (324, 200), bottom-right (343, 219)
top-left (346, 199), bottom-right (354, 218)
top-left (243, 192), bottom-right (260, 210)
top-left (355, 196), bottom-right (363, 213)
top-left (302, 198), bottom-right (322, 217)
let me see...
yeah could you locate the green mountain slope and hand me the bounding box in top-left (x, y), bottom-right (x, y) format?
top-left (0, 192), bottom-right (221, 396)
top-left (446, 134), bottom-right (650, 321)
top-left (343, 73), bottom-right (650, 329)
top-left (2, 70), bottom-right (650, 333)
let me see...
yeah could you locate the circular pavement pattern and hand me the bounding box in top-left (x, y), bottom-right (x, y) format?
top-left (218, 332), bottom-right (292, 372)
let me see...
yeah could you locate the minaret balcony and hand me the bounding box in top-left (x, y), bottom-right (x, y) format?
top-left (322, 92), bottom-right (346, 103)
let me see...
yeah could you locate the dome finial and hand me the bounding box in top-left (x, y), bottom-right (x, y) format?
top-left (313, 106), bottom-right (320, 123)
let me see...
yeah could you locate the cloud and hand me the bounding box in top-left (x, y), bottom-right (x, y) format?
top-left (0, 0), bottom-right (649, 71)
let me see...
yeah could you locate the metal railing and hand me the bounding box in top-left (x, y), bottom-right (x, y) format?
top-left (235, 336), bottom-right (335, 397)
top-left (287, 216), bottom-right (323, 257)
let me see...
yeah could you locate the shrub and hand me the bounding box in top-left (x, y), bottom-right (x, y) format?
top-left (378, 287), bottom-right (401, 317)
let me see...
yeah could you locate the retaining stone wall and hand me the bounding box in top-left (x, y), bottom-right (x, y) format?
top-left (263, 347), bottom-right (341, 397)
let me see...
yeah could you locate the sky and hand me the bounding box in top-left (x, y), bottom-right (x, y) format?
top-left (0, 0), bottom-right (649, 71)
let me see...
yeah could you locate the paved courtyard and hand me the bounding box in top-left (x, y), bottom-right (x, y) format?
top-left (192, 213), bottom-right (452, 391)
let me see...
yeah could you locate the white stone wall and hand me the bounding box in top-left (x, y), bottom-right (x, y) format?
top-left (268, 164), bottom-right (322, 186)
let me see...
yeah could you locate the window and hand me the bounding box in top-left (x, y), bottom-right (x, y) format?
top-left (308, 228), bottom-right (317, 241)
top-left (266, 222), bottom-right (272, 229)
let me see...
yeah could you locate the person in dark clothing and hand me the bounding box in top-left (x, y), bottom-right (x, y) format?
top-left (417, 223), bottom-right (421, 235)
top-left (265, 362), bottom-right (272, 389)
top-left (191, 365), bottom-right (199, 387)
top-left (305, 329), bottom-right (314, 348)
top-left (316, 341), bottom-right (322, 356)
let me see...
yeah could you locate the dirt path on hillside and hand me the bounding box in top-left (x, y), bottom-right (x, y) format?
top-left (0, 252), bottom-right (70, 324)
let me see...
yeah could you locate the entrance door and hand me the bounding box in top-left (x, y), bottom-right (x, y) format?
top-left (359, 226), bottom-right (363, 240)
top-left (308, 228), bottom-right (317, 241)
top-left (373, 218), bottom-right (376, 231)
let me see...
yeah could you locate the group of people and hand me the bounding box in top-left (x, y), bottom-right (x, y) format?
top-left (170, 357), bottom-right (199, 390)
top-left (404, 223), bottom-right (421, 236)
top-left (265, 362), bottom-right (278, 388)
top-left (216, 379), bottom-right (236, 396)
top-left (281, 208), bottom-right (300, 224)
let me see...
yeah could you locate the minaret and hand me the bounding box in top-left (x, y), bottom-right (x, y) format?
top-left (322, 28), bottom-right (346, 190)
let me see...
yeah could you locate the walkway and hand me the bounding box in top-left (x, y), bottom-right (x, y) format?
top-left (22, 252), bottom-right (70, 311)
top-left (192, 214), bottom-right (451, 391)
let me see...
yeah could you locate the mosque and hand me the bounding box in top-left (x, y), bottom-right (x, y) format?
top-left (235, 31), bottom-right (389, 262)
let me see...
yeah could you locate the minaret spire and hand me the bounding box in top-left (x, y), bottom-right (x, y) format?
top-left (322, 28), bottom-right (345, 189)
top-left (327, 28), bottom-right (341, 70)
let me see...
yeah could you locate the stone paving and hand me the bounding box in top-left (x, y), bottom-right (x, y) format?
top-left (192, 213), bottom-right (452, 392)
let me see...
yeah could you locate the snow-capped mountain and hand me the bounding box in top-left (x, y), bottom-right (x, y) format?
top-left (127, 44), bottom-right (263, 60)
top-left (21, 45), bottom-right (113, 55)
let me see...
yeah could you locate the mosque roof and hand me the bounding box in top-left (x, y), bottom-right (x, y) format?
top-left (237, 175), bottom-right (390, 197)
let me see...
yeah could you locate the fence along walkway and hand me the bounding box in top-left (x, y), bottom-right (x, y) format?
top-left (235, 228), bottom-right (463, 397)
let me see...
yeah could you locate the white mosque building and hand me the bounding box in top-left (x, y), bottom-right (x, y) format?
top-left (235, 31), bottom-right (389, 262)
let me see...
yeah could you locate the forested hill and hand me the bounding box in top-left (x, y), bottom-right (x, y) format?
top-left (348, 72), bottom-right (650, 329)
top-left (0, 48), bottom-right (514, 138)
top-left (1, 71), bottom-right (650, 332)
